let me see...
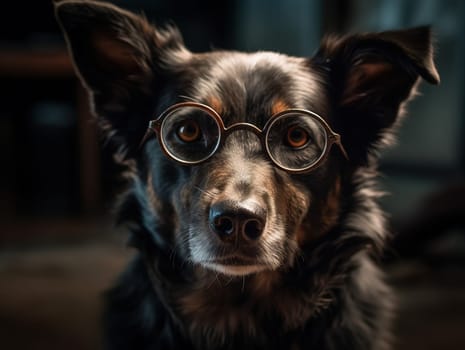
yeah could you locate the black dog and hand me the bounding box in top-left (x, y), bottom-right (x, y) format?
top-left (55, 1), bottom-right (439, 349)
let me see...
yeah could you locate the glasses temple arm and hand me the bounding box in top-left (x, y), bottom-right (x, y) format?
top-left (139, 120), bottom-right (161, 150)
top-left (331, 134), bottom-right (349, 161)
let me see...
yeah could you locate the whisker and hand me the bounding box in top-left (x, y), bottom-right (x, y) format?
top-left (169, 229), bottom-right (194, 270)
top-left (194, 186), bottom-right (216, 199)
top-left (204, 271), bottom-right (221, 290)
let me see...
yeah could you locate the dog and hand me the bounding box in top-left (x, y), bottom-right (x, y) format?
top-left (55, 1), bottom-right (439, 349)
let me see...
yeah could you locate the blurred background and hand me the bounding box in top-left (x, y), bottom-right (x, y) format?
top-left (0, 0), bottom-right (464, 349)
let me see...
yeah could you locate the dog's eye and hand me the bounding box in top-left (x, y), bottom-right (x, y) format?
top-left (285, 125), bottom-right (310, 148)
top-left (177, 120), bottom-right (201, 143)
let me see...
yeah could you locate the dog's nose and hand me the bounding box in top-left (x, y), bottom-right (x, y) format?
top-left (209, 200), bottom-right (266, 241)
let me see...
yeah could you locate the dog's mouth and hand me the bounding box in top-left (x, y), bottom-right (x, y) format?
top-left (202, 255), bottom-right (268, 276)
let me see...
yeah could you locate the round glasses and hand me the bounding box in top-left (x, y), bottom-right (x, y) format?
top-left (140, 102), bottom-right (348, 174)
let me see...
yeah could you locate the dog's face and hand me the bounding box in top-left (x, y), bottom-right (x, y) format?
top-left (56, 1), bottom-right (439, 277)
top-left (146, 52), bottom-right (344, 276)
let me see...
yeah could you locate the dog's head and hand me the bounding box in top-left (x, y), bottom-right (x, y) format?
top-left (56, 1), bottom-right (439, 277)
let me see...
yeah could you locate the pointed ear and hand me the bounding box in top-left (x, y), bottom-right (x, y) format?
top-left (315, 26), bottom-right (439, 164)
top-left (55, 0), bottom-right (190, 148)
top-left (55, 1), bottom-right (150, 89)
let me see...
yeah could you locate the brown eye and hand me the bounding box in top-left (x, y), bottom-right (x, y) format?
top-left (177, 120), bottom-right (201, 142)
top-left (286, 125), bottom-right (309, 148)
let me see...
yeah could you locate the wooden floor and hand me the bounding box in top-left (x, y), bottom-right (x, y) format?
top-left (1, 221), bottom-right (464, 350)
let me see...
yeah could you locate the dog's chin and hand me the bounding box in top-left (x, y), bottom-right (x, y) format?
top-left (202, 262), bottom-right (268, 277)
top-left (187, 229), bottom-right (287, 277)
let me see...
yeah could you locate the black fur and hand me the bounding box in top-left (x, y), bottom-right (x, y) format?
top-left (55, 1), bottom-right (439, 349)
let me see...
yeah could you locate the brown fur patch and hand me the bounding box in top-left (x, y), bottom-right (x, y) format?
top-left (321, 176), bottom-right (342, 231)
top-left (295, 221), bottom-right (312, 247)
top-left (296, 176), bottom-right (342, 245)
top-left (208, 96), bottom-right (224, 115)
top-left (177, 273), bottom-right (261, 339)
top-left (271, 98), bottom-right (290, 115)
top-left (250, 270), bottom-right (282, 296)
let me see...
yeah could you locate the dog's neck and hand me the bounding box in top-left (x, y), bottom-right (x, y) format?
top-left (141, 222), bottom-right (373, 333)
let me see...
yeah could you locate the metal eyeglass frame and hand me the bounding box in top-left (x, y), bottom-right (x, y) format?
top-left (139, 101), bottom-right (348, 174)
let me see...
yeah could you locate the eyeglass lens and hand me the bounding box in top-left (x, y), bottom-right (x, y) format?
top-left (266, 112), bottom-right (327, 171)
top-left (160, 105), bottom-right (221, 163)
